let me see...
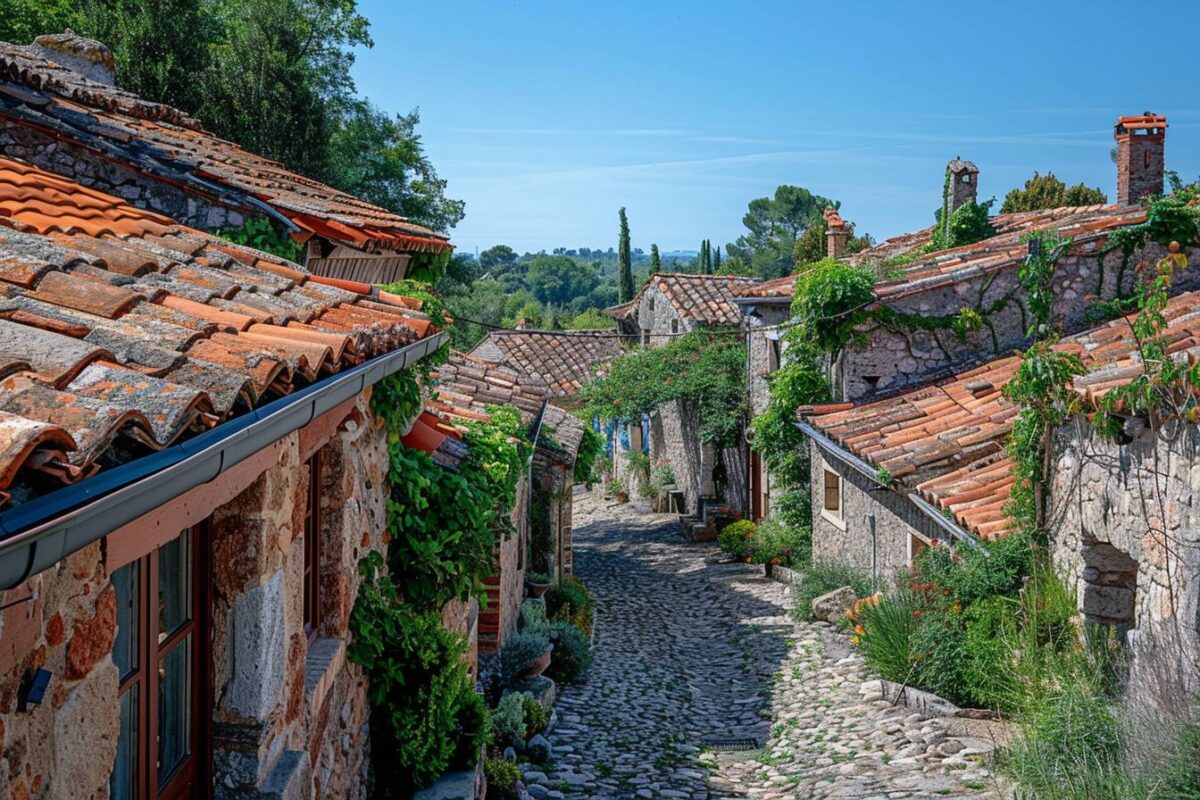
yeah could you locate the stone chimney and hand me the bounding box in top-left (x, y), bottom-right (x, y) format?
top-left (29, 31), bottom-right (115, 86)
top-left (824, 208), bottom-right (848, 260)
top-left (1115, 112), bottom-right (1167, 204)
top-left (946, 157), bottom-right (979, 213)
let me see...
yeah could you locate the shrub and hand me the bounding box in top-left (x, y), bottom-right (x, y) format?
top-left (852, 592), bottom-right (918, 683)
top-left (483, 757), bottom-right (522, 800)
top-left (914, 533), bottom-right (1033, 607)
top-left (793, 562), bottom-right (872, 622)
top-left (490, 693), bottom-right (526, 748)
top-left (749, 518), bottom-right (810, 568)
top-left (522, 696), bottom-right (548, 738)
top-left (453, 688), bottom-right (491, 767)
top-left (961, 595), bottom-right (1019, 711)
top-left (499, 632), bottom-right (550, 687)
top-left (525, 571), bottom-right (551, 585)
top-left (718, 520), bottom-right (755, 559)
top-left (908, 604), bottom-right (972, 707)
top-left (546, 575), bottom-right (594, 635)
top-left (546, 620), bottom-right (592, 684)
top-left (519, 600), bottom-right (550, 634)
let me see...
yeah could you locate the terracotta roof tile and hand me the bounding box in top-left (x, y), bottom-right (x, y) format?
top-left (807, 288), bottom-right (1200, 541)
top-left (432, 351), bottom-right (548, 423)
top-left (0, 157), bottom-right (443, 506)
top-left (469, 330), bottom-right (623, 397)
top-left (610, 272), bottom-right (762, 325)
top-left (0, 42), bottom-right (451, 254)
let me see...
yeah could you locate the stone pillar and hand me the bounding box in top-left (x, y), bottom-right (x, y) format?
top-left (1115, 113), bottom-right (1166, 204)
top-left (946, 158), bottom-right (979, 213)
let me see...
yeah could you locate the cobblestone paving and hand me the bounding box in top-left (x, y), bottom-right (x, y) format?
top-left (520, 492), bottom-right (1003, 800)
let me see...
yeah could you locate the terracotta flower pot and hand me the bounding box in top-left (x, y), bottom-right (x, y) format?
top-left (523, 645), bottom-right (553, 680)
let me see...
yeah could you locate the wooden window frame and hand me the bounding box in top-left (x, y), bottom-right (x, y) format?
top-left (303, 449), bottom-right (323, 642)
top-left (113, 523), bottom-right (210, 800)
top-left (821, 467), bottom-right (845, 530)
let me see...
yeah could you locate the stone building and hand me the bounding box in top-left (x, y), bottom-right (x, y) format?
top-left (469, 329), bottom-right (622, 406)
top-left (794, 112), bottom-right (1200, 590)
top-left (0, 32), bottom-right (451, 284)
top-left (0, 157), bottom-right (445, 798)
top-left (607, 273), bottom-right (761, 516)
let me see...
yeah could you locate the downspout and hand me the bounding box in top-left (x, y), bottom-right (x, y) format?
top-left (0, 332), bottom-right (447, 589)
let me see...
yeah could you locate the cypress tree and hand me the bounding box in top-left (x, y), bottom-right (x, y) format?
top-left (649, 243), bottom-right (662, 275)
top-left (713, 245), bottom-right (722, 273)
top-left (618, 207), bottom-right (634, 302)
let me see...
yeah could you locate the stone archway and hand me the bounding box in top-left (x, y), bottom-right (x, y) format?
top-left (1080, 538), bottom-right (1138, 633)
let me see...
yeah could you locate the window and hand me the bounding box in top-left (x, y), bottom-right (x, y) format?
top-left (303, 450), bottom-right (323, 641)
top-left (1144, 150), bottom-right (1152, 168)
top-left (961, 174), bottom-right (972, 184)
top-left (767, 338), bottom-right (781, 373)
top-left (112, 526), bottom-right (206, 799)
top-left (821, 468), bottom-right (844, 529)
top-left (648, 298), bottom-right (655, 312)
top-left (670, 319), bottom-right (679, 335)
top-left (641, 328), bottom-right (650, 345)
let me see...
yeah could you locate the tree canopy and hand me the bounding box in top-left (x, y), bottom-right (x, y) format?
top-left (1000, 172), bottom-right (1108, 214)
top-left (725, 185), bottom-right (838, 278)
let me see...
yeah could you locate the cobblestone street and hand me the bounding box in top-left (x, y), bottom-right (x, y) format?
top-left (520, 492), bottom-right (1004, 800)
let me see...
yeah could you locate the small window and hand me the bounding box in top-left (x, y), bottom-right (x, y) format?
top-left (767, 338), bottom-right (782, 373)
top-left (641, 328), bottom-right (650, 345)
top-left (961, 174), bottom-right (971, 184)
top-left (1144, 150), bottom-right (1152, 168)
top-left (649, 298), bottom-right (655, 311)
top-left (303, 449), bottom-right (322, 640)
top-left (823, 469), bottom-right (841, 516)
top-left (863, 375), bottom-right (882, 389)
top-left (670, 319), bottom-right (679, 334)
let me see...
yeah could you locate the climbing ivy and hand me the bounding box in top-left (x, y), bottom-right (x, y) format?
top-left (582, 330), bottom-right (747, 448)
top-left (216, 217), bottom-right (303, 262)
top-left (574, 425), bottom-right (605, 485)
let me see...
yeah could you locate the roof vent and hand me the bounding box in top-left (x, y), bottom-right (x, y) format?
top-left (29, 31), bottom-right (115, 86)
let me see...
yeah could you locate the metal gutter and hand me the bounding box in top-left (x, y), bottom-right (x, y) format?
top-left (0, 332), bottom-right (446, 589)
top-left (795, 421), bottom-right (983, 553)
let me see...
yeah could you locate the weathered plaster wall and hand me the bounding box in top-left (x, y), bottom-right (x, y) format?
top-left (809, 441), bottom-right (945, 590)
top-left (1049, 420), bottom-right (1200, 708)
top-left (0, 124), bottom-right (249, 232)
top-left (838, 242), bottom-right (1200, 402)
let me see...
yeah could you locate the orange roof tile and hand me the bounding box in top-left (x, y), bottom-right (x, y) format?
top-left (0, 40), bottom-right (451, 255)
top-left (0, 157), bottom-right (442, 507)
top-left (469, 330), bottom-right (623, 397)
top-left (609, 272), bottom-right (762, 326)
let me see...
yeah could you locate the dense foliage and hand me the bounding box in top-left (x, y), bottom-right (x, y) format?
top-left (582, 329), bottom-right (747, 448)
top-left (725, 186), bottom-right (838, 278)
top-left (573, 425), bottom-right (605, 485)
top-left (1001, 171), bottom-right (1108, 214)
top-left (3, 0), bottom-right (462, 233)
top-left (217, 218), bottom-right (303, 262)
top-left (546, 575), bottom-right (594, 635)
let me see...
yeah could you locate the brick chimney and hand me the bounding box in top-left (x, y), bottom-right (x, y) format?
top-left (824, 208), bottom-right (848, 260)
top-left (946, 157), bottom-right (979, 213)
top-left (1115, 112), bottom-right (1167, 204)
top-left (28, 31), bottom-right (115, 86)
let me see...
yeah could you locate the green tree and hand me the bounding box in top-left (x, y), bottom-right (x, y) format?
top-left (713, 245), bottom-right (722, 272)
top-left (726, 186), bottom-right (835, 279)
top-left (525, 255), bottom-right (599, 307)
top-left (648, 243), bottom-right (662, 275)
top-left (1000, 171), bottom-right (1108, 214)
top-left (479, 244), bottom-right (519, 274)
top-left (618, 207), bottom-right (634, 302)
top-left (0, 0), bottom-right (78, 44)
top-left (326, 101), bottom-right (464, 232)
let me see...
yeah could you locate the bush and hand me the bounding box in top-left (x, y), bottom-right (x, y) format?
top-left (546, 621), bottom-right (592, 683)
top-left (483, 757), bottom-right (522, 800)
top-left (749, 518), bottom-right (810, 568)
top-left (546, 575), bottom-right (594, 635)
top-left (499, 632), bottom-right (550, 687)
top-left (490, 692), bottom-right (526, 748)
top-left (522, 696), bottom-right (548, 738)
top-left (453, 688), bottom-right (491, 767)
top-left (961, 595), bottom-right (1019, 711)
top-left (519, 600), bottom-right (550, 634)
top-left (914, 533), bottom-right (1033, 607)
top-left (718, 520), bottom-right (755, 559)
top-left (793, 562), bottom-right (872, 622)
top-left (908, 603), bottom-right (972, 707)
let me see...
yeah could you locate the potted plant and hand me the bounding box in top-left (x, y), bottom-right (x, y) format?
top-left (524, 571), bottom-right (552, 598)
top-left (500, 632), bottom-right (553, 686)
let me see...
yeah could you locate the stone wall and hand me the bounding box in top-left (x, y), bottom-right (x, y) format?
top-left (654, 399), bottom-right (706, 515)
top-left (532, 452), bottom-right (575, 583)
top-left (837, 242), bottom-right (1200, 402)
top-left (0, 392), bottom-right (390, 800)
top-left (634, 286), bottom-right (698, 344)
top-left (480, 472), bottom-right (531, 654)
top-left (0, 123), bottom-right (250, 232)
top-left (746, 304), bottom-right (790, 417)
top-left (1049, 420), bottom-right (1200, 709)
top-left (0, 541), bottom-right (118, 799)
top-left (809, 441), bottom-right (945, 590)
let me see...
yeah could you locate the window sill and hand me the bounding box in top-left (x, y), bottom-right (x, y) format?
top-left (820, 509), bottom-right (847, 531)
top-left (304, 637), bottom-right (345, 709)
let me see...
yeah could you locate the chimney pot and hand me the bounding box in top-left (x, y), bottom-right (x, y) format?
top-left (29, 31), bottom-right (116, 86)
top-left (945, 158), bottom-right (979, 214)
top-left (1114, 112), bottom-right (1167, 204)
top-left (823, 208), bottom-right (849, 260)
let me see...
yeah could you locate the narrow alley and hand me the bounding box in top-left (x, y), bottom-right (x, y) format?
top-left (520, 492), bottom-right (1003, 800)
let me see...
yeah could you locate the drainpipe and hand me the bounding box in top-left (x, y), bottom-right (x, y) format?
top-left (868, 512), bottom-right (878, 593)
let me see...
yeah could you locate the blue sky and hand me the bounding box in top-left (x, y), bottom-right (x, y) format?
top-left (353, 0), bottom-right (1200, 255)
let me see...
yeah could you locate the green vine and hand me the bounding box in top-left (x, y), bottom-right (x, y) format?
top-left (574, 425), bottom-right (604, 485)
top-left (216, 217), bottom-right (303, 262)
